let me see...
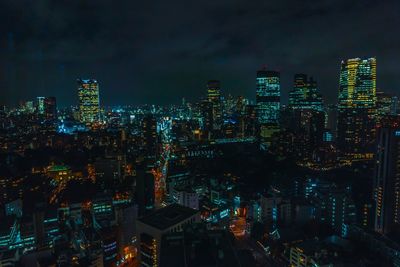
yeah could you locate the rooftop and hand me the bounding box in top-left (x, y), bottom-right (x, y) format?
top-left (138, 204), bottom-right (198, 230)
top-left (160, 224), bottom-right (241, 267)
top-left (47, 165), bottom-right (69, 172)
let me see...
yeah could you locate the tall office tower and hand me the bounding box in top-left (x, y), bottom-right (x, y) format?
top-left (326, 104), bottom-right (338, 137)
top-left (77, 79), bottom-right (100, 124)
top-left (243, 104), bottom-right (258, 137)
top-left (256, 69), bottom-right (280, 124)
top-left (337, 58), bottom-right (377, 160)
top-left (392, 96), bottom-right (399, 115)
top-left (136, 204), bottom-right (200, 266)
top-left (376, 91), bottom-right (398, 123)
top-left (136, 160), bottom-right (155, 215)
top-left (206, 80), bottom-right (222, 129)
top-left (287, 74), bottom-right (325, 157)
top-left (200, 100), bottom-right (213, 140)
top-left (289, 74), bottom-right (323, 111)
top-left (44, 97), bottom-right (57, 120)
top-left (207, 80), bottom-right (221, 103)
top-left (36, 97), bottom-right (45, 114)
top-left (222, 94), bottom-right (233, 116)
top-left (142, 114), bottom-right (158, 158)
top-left (256, 69), bottom-right (280, 147)
top-left (235, 96), bottom-right (247, 115)
top-left (21, 101), bottom-right (35, 114)
top-left (373, 116), bottom-right (400, 234)
top-left (36, 97), bottom-right (57, 119)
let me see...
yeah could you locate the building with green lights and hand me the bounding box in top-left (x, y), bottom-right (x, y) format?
top-left (285, 74), bottom-right (325, 159)
top-left (289, 74), bottom-right (323, 111)
top-left (255, 69), bottom-right (280, 125)
top-left (255, 69), bottom-right (280, 147)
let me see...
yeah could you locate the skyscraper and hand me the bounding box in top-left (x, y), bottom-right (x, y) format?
top-left (289, 74), bottom-right (323, 111)
top-left (142, 114), bottom-right (158, 158)
top-left (373, 116), bottom-right (400, 234)
top-left (36, 97), bottom-right (45, 115)
top-left (36, 96), bottom-right (57, 120)
top-left (200, 100), bottom-right (213, 140)
top-left (337, 58), bottom-right (377, 160)
top-left (256, 69), bottom-right (280, 148)
top-left (206, 80), bottom-right (222, 130)
top-left (77, 79), bottom-right (100, 124)
top-left (256, 69), bottom-right (280, 125)
top-left (207, 80), bottom-right (221, 103)
top-left (44, 97), bottom-right (57, 120)
top-left (287, 74), bottom-right (325, 158)
top-left (338, 58), bottom-right (376, 109)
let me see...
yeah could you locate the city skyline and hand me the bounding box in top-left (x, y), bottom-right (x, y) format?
top-left (1, 0), bottom-right (400, 107)
top-left (2, 2), bottom-right (400, 266)
top-left (2, 57), bottom-right (392, 109)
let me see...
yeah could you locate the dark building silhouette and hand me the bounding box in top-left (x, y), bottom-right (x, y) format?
top-left (374, 116), bottom-right (400, 234)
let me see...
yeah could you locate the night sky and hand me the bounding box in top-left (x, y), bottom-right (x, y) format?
top-left (1, 0), bottom-right (399, 107)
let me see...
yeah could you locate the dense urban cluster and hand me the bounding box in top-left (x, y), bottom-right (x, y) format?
top-left (1, 57), bottom-right (400, 267)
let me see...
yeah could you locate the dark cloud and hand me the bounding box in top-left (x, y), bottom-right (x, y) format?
top-left (0, 0), bottom-right (399, 106)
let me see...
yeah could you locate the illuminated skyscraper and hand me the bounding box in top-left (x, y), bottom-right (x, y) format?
top-left (206, 80), bottom-right (222, 129)
top-left (338, 58), bottom-right (376, 108)
top-left (376, 91), bottom-right (398, 121)
top-left (256, 69), bottom-right (280, 124)
top-left (289, 74), bottom-right (323, 111)
top-left (256, 69), bottom-right (280, 148)
top-left (36, 96), bottom-right (57, 120)
top-left (287, 74), bottom-right (325, 158)
top-left (77, 79), bottom-right (100, 123)
top-left (373, 117), bottom-right (400, 234)
top-left (207, 80), bottom-right (221, 103)
top-left (337, 58), bottom-right (377, 160)
top-left (36, 97), bottom-right (45, 115)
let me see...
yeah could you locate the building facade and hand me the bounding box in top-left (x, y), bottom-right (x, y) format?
top-left (77, 79), bottom-right (100, 124)
top-left (256, 69), bottom-right (280, 125)
top-left (337, 58), bottom-right (377, 161)
top-left (374, 118), bottom-right (400, 234)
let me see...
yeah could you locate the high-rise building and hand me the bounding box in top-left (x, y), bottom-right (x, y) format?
top-left (20, 100), bottom-right (35, 114)
top-left (256, 69), bottom-right (280, 148)
top-left (376, 91), bottom-right (398, 119)
top-left (337, 58), bottom-right (377, 160)
top-left (286, 74), bottom-right (326, 158)
top-left (373, 116), bottom-right (400, 234)
top-left (338, 58), bottom-right (376, 108)
top-left (292, 109), bottom-right (326, 159)
top-left (200, 100), bottom-right (213, 140)
top-left (289, 74), bottom-right (323, 111)
top-left (136, 161), bottom-right (155, 215)
top-left (256, 69), bottom-right (280, 125)
top-left (207, 80), bottom-right (221, 103)
top-left (77, 79), bottom-right (100, 124)
top-left (206, 80), bottom-right (222, 129)
top-left (243, 104), bottom-right (258, 137)
top-left (44, 97), bottom-right (57, 120)
top-left (36, 97), bottom-right (45, 115)
top-left (324, 190), bottom-right (356, 237)
top-left (142, 114), bottom-right (158, 157)
top-left (136, 204), bottom-right (200, 267)
top-left (36, 96), bottom-right (57, 120)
